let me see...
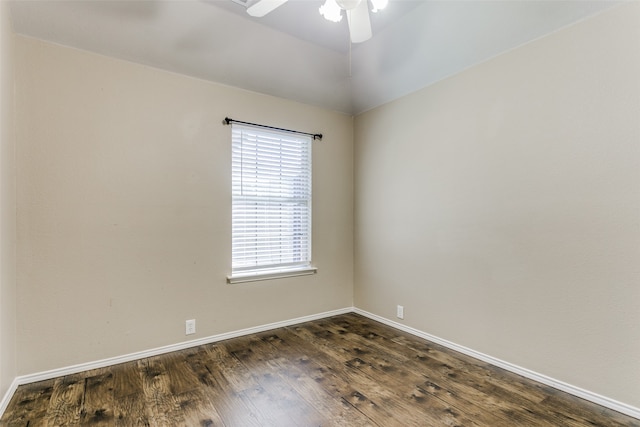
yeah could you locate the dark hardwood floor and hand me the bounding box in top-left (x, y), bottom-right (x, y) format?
top-left (1, 313), bottom-right (638, 426)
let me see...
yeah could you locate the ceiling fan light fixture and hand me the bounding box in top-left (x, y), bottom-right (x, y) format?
top-left (335, 0), bottom-right (362, 10)
top-left (319, 0), bottom-right (343, 22)
top-left (370, 0), bottom-right (388, 13)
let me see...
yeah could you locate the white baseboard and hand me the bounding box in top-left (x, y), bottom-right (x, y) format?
top-left (0, 378), bottom-right (19, 418)
top-left (353, 308), bottom-right (640, 420)
top-left (3, 306), bottom-right (639, 422)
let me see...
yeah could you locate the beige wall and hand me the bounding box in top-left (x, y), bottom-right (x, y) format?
top-left (0, 0), bottom-right (17, 399)
top-left (15, 36), bottom-right (353, 375)
top-left (354, 2), bottom-right (640, 409)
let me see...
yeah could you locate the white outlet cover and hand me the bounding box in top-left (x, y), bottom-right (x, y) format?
top-left (186, 319), bottom-right (196, 335)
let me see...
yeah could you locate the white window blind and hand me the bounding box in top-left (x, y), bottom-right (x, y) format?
top-left (231, 123), bottom-right (312, 279)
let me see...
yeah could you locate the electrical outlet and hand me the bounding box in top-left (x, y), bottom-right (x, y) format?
top-left (397, 305), bottom-right (404, 320)
top-left (185, 319), bottom-right (196, 335)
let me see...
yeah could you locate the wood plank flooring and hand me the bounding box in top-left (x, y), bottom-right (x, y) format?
top-left (1, 313), bottom-right (638, 426)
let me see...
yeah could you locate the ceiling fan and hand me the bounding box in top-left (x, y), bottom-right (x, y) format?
top-left (244, 0), bottom-right (389, 44)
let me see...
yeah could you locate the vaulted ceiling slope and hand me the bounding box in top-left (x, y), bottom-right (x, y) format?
top-left (10, 0), bottom-right (619, 115)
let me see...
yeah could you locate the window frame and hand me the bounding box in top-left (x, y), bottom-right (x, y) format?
top-left (227, 123), bottom-right (316, 284)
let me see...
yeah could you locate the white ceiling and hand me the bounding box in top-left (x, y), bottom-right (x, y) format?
top-left (9, 0), bottom-right (620, 115)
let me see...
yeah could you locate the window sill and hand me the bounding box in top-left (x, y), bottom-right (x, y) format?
top-left (227, 266), bottom-right (317, 284)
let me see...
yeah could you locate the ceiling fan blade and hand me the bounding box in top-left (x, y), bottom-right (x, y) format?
top-left (246, 0), bottom-right (288, 17)
top-left (346, 0), bottom-right (372, 43)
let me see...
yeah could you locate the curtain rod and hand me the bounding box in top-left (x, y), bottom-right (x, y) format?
top-left (223, 117), bottom-right (322, 141)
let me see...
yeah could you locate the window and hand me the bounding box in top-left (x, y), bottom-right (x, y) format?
top-left (228, 123), bottom-right (316, 283)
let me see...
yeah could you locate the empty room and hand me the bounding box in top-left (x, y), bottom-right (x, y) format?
top-left (1, 0), bottom-right (639, 425)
